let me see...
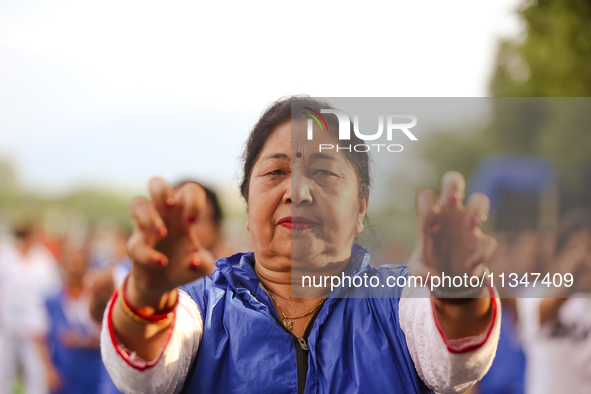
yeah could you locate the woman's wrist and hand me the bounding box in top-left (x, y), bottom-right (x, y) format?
top-left (433, 291), bottom-right (492, 317)
top-left (433, 292), bottom-right (494, 340)
top-left (126, 274), bottom-right (178, 315)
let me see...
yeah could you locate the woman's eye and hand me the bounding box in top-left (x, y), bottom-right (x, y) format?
top-left (313, 169), bottom-right (336, 176)
top-left (266, 170), bottom-right (286, 176)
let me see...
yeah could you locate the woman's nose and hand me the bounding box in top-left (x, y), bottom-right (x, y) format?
top-left (285, 173), bottom-right (313, 205)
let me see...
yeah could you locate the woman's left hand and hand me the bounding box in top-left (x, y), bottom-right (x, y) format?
top-left (408, 171), bottom-right (497, 339)
top-left (408, 171), bottom-right (497, 283)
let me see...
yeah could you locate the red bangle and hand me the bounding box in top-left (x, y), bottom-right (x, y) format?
top-left (120, 276), bottom-right (177, 323)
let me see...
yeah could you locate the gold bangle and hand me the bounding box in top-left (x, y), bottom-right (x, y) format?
top-left (117, 288), bottom-right (175, 325)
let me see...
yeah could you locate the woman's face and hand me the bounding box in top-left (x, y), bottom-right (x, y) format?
top-left (246, 121), bottom-right (368, 272)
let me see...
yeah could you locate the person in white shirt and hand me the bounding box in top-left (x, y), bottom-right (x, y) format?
top-left (517, 208), bottom-right (591, 394)
top-left (0, 222), bottom-right (62, 394)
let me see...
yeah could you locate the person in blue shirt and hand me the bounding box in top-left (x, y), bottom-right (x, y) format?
top-left (478, 300), bottom-right (526, 394)
top-left (46, 242), bottom-right (103, 394)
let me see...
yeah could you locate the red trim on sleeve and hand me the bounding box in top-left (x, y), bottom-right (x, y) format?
top-left (107, 289), bottom-right (177, 371)
top-left (121, 276), bottom-right (178, 322)
top-left (430, 286), bottom-right (499, 354)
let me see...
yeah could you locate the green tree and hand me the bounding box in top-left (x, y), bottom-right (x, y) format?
top-left (490, 0), bottom-right (591, 97)
top-left (424, 0), bottom-right (591, 187)
top-left (0, 158), bottom-right (17, 193)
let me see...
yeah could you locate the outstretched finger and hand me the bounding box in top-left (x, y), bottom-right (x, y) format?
top-left (438, 171), bottom-right (466, 209)
top-left (130, 196), bottom-right (168, 244)
top-left (127, 230), bottom-right (169, 267)
top-left (175, 182), bottom-right (207, 229)
top-left (464, 192), bottom-right (490, 230)
top-left (149, 176), bottom-right (175, 215)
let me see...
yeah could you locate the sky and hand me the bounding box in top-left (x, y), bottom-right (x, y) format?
top-left (0, 0), bottom-right (522, 196)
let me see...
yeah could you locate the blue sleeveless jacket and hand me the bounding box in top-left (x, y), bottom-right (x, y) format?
top-left (46, 293), bottom-right (103, 394)
top-left (180, 245), bottom-right (432, 394)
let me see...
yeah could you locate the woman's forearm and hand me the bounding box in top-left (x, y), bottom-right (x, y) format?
top-left (110, 281), bottom-right (178, 361)
top-left (111, 298), bottom-right (174, 361)
top-left (400, 290), bottom-right (501, 394)
top-left (102, 290), bottom-right (204, 394)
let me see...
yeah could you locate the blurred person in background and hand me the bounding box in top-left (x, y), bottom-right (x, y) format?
top-left (38, 227), bottom-right (63, 264)
top-left (45, 241), bottom-right (102, 394)
top-left (88, 226), bottom-right (131, 394)
top-left (0, 220), bottom-right (62, 394)
top-left (476, 232), bottom-right (539, 394)
top-left (517, 208), bottom-right (591, 394)
top-left (89, 181), bottom-right (233, 394)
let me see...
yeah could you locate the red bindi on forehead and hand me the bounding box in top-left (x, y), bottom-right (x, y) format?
top-left (296, 152), bottom-right (302, 158)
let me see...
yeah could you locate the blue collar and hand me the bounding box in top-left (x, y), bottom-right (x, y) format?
top-left (211, 245), bottom-right (372, 341)
top-left (218, 244), bottom-right (371, 300)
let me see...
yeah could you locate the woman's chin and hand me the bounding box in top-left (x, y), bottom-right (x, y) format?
top-left (289, 238), bottom-right (321, 261)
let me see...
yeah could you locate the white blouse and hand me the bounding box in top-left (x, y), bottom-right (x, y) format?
top-left (102, 286), bottom-right (501, 394)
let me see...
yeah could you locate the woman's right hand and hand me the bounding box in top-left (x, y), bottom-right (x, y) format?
top-left (126, 177), bottom-right (215, 309)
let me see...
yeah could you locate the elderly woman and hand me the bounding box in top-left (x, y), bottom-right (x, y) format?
top-left (101, 96), bottom-right (500, 394)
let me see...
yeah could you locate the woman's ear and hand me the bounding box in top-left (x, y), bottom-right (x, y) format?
top-left (356, 192), bottom-right (369, 234)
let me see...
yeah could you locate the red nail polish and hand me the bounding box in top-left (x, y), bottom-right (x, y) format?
top-left (448, 192), bottom-right (460, 203)
top-left (156, 258), bottom-right (165, 266)
top-left (190, 258), bottom-right (201, 270)
top-left (188, 214), bottom-right (198, 223)
top-left (157, 227), bottom-right (167, 237)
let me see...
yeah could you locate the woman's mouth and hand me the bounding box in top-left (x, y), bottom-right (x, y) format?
top-left (278, 217), bottom-right (318, 230)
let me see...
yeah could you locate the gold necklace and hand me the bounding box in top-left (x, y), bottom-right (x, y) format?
top-left (266, 290), bottom-right (325, 331)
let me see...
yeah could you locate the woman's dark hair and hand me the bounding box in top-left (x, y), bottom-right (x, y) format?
top-left (174, 180), bottom-right (224, 226)
top-left (554, 207), bottom-right (591, 256)
top-left (239, 95), bottom-right (371, 202)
